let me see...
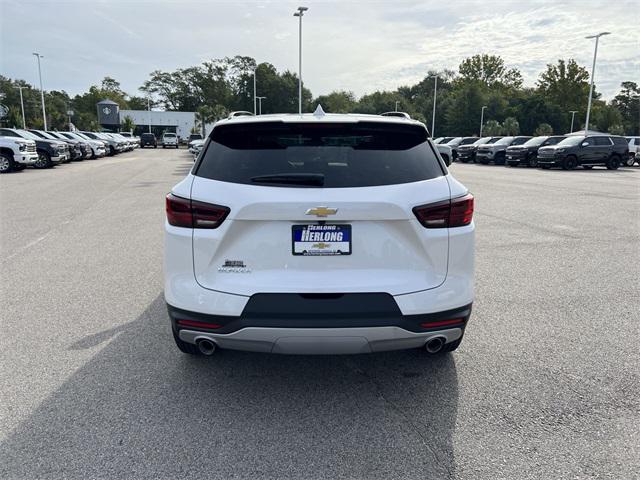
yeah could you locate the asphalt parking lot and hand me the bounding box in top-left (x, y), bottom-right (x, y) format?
top-left (1, 148), bottom-right (638, 480)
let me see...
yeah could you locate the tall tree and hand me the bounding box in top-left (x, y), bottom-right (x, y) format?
top-left (536, 59), bottom-right (591, 131)
top-left (611, 81), bottom-right (639, 135)
top-left (459, 54), bottom-right (523, 89)
top-left (444, 81), bottom-right (485, 135)
top-left (313, 91), bottom-right (356, 113)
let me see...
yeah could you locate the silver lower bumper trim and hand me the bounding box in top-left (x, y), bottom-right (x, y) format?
top-left (178, 327), bottom-right (463, 355)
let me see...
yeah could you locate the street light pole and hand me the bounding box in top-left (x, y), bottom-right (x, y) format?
top-left (395, 100), bottom-right (400, 112)
top-left (147, 98), bottom-right (152, 133)
top-left (479, 106), bottom-right (487, 137)
top-left (569, 110), bottom-right (578, 133)
top-left (253, 68), bottom-right (257, 115)
top-left (16, 86), bottom-right (27, 129)
top-left (32, 52), bottom-right (47, 130)
top-left (293, 6), bottom-right (308, 115)
top-left (431, 75), bottom-right (438, 137)
top-left (584, 32), bottom-right (610, 133)
top-left (256, 96), bottom-right (266, 115)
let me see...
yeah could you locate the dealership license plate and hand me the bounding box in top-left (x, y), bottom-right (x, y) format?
top-left (292, 224), bottom-right (351, 256)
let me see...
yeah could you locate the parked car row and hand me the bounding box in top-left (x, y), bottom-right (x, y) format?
top-left (138, 132), bottom-right (186, 149)
top-left (434, 134), bottom-right (633, 170)
top-left (0, 128), bottom-right (139, 173)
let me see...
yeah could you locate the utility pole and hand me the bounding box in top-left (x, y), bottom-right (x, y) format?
top-left (569, 110), bottom-right (578, 133)
top-left (32, 52), bottom-right (47, 130)
top-left (256, 96), bottom-right (266, 115)
top-left (16, 86), bottom-right (27, 129)
top-left (293, 6), bottom-right (308, 114)
top-left (479, 106), bottom-right (487, 137)
top-left (431, 75), bottom-right (438, 137)
top-left (584, 32), bottom-right (610, 133)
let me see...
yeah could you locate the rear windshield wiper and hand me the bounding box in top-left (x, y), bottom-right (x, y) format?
top-left (250, 173), bottom-right (325, 186)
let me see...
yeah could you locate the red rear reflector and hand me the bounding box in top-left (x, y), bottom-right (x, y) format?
top-left (420, 318), bottom-right (465, 328)
top-left (413, 193), bottom-right (474, 228)
top-left (166, 193), bottom-right (230, 229)
top-left (177, 319), bottom-right (223, 330)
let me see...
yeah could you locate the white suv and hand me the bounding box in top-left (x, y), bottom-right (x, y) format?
top-left (162, 132), bottom-right (179, 149)
top-left (164, 112), bottom-right (475, 356)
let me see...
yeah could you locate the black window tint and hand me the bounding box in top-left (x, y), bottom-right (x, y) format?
top-left (0, 129), bottom-right (18, 137)
top-left (545, 136), bottom-right (565, 146)
top-left (594, 137), bottom-right (612, 146)
top-left (196, 122), bottom-right (444, 188)
top-left (611, 137), bottom-right (627, 146)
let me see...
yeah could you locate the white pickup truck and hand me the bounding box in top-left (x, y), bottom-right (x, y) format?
top-left (0, 136), bottom-right (38, 173)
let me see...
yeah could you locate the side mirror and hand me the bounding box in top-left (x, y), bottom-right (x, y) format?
top-left (581, 142), bottom-right (589, 147)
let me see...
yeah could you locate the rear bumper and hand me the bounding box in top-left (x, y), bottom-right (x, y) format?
top-left (169, 301), bottom-right (471, 354)
top-left (178, 325), bottom-right (464, 355)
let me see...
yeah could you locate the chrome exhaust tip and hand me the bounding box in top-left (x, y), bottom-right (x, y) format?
top-left (425, 336), bottom-right (446, 354)
top-left (197, 339), bottom-right (217, 356)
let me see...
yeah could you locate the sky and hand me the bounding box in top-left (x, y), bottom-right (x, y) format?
top-left (1, 0), bottom-right (638, 101)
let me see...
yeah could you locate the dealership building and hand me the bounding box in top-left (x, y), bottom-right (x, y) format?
top-left (96, 99), bottom-right (210, 139)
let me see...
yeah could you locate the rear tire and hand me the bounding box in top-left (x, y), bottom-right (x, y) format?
top-left (606, 155), bottom-right (620, 170)
top-left (0, 153), bottom-right (15, 173)
top-left (172, 329), bottom-right (200, 355)
top-left (528, 155), bottom-right (538, 168)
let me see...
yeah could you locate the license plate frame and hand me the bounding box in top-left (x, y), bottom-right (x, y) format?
top-left (291, 224), bottom-right (352, 256)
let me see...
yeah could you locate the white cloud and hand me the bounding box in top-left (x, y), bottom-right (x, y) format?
top-left (1, 0), bottom-right (637, 100)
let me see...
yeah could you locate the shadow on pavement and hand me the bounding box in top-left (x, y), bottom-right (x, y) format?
top-left (1, 294), bottom-right (459, 479)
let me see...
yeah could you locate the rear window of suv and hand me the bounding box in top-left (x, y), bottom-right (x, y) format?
top-left (195, 121), bottom-right (444, 188)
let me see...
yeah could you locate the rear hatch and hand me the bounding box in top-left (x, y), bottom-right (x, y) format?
top-left (189, 120), bottom-right (451, 296)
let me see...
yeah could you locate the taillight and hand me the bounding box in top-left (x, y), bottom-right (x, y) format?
top-left (176, 319), bottom-right (223, 330)
top-left (413, 193), bottom-right (474, 228)
top-left (420, 318), bottom-right (465, 329)
top-left (166, 193), bottom-right (230, 229)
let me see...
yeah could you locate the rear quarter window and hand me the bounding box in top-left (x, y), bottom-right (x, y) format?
top-left (611, 137), bottom-right (627, 146)
top-left (195, 121), bottom-right (444, 188)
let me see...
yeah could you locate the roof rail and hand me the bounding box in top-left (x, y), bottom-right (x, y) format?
top-left (227, 111), bottom-right (254, 119)
top-left (380, 111), bottom-right (411, 119)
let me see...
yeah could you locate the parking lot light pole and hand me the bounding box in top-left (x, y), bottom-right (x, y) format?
top-left (32, 52), bottom-right (47, 131)
top-left (395, 100), bottom-right (400, 112)
top-left (256, 96), bottom-right (266, 115)
top-left (569, 110), bottom-right (578, 133)
top-left (479, 106), bottom-right (487, 137)
top-left (16, 86), bottom-right (27, 129)
top-left (431, 75), bottom-right (438, 137)
top-left (584, 32), bottom-right (610, 133)
top-left (147, 98), bottom-right (152, 133)
top-left (253, 68), bottom-right (257, 115)
top-left (293, 6), bottom-right (308, 115)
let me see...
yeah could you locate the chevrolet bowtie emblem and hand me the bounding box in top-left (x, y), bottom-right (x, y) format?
top-left (305, 207), bottom-right (338, 217)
